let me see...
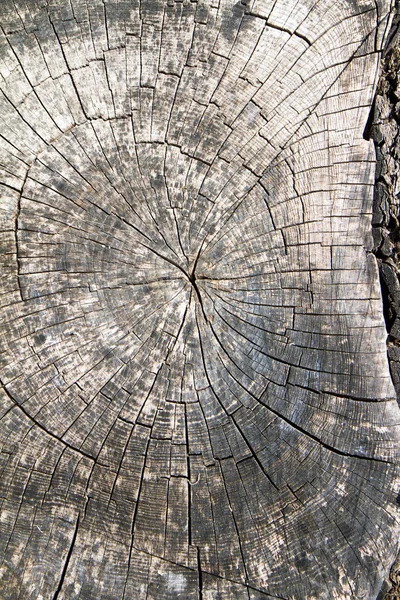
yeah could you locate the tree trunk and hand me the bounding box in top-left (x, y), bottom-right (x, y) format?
top-left (0, 0), bottom-right (399, 598)
top-left (369, 7), bottom-right (400, 597)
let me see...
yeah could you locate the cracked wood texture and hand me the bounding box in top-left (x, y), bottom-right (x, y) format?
top-left (0, 0), bottom-right (399, 598)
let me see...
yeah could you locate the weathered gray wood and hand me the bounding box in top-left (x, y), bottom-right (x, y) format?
top-left (0, 0), bottom-right (399, 598)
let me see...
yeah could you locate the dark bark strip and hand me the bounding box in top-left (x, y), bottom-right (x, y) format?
top-left (369, 4), bottom-right (400, 598)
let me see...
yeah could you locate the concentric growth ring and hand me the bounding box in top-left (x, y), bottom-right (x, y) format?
top-left (0, 0), bottom-right (399, 599)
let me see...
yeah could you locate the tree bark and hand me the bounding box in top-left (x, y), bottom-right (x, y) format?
top-left (0, 1), bottom-right (399, 598)
top-left (369, 5), bottom-right (400, 597)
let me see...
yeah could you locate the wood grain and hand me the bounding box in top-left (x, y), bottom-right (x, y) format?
top-left (0, 0), bottom-right (399, 598)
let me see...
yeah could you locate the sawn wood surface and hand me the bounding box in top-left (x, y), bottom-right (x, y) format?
top-left (0, 0), bottom-right (399, 598)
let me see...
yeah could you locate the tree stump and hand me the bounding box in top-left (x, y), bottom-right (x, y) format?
top-left (0, 0), bottom-right (399, 598)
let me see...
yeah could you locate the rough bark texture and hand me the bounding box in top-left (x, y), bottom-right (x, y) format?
top-left (372, 4), bottom-right (400, 375)
top-left (371, 4), bottom-right (400, 599)
top-left (0, 1), bottom-right (399, 599)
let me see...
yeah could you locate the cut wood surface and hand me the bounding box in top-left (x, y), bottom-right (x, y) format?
top-left (0, 0), bottom-right (399, 598)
